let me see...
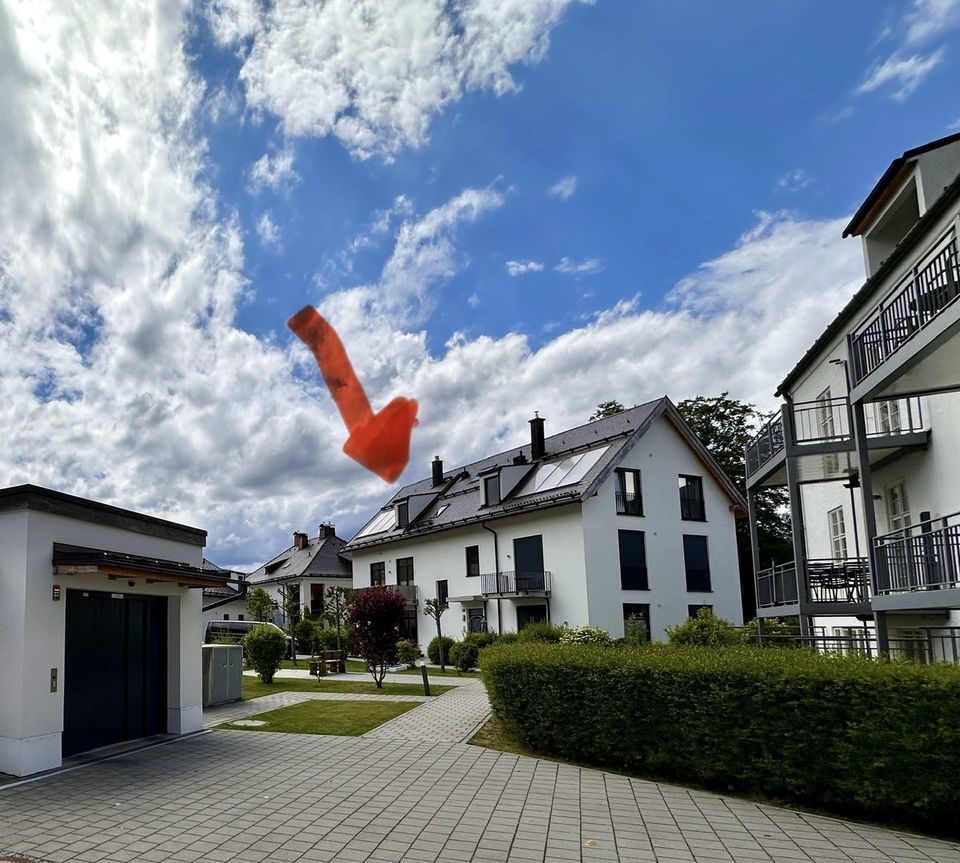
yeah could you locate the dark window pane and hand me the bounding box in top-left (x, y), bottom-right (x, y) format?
top-left (370, 562), bottom-right (385, 587)
top-left (465, 545), bottom-right (480, 577)
top-left (400, 609), bottom-right (418, 642)
top-left (436, 579), bottom-right (449, 607)
top-left (396, 501), bottom-right (409, 527)
top-left (622, 603), bottom-right (651, 642)
top-left (679, 475), bottom-right (706, 521)
top-left (688, 604), bottom-right (712, 619)
top-left (683, 535), bottom-right (711, 592)
top-left (615, 469), bottom-right (643, 516)
top-left (618, 530), bottom-right (648, 590)
top-left (484, 475), bottom-right (500, 506)
top-left (397, 557), bottom-right (414, 585)
top-left (517, 605), bottom-right (547, 629)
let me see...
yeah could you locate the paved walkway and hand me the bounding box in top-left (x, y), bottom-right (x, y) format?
top-left (2, 679), bottom-right (959, 863)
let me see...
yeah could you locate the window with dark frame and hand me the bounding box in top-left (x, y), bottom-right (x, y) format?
top-left (396, 557), bottom-right (414, 585)
top-left (678, 474), bottom-right (706, 521)
top-left (618, 529), bottom-right (648, 590)
top-left (396, 500), bottom-right (409, 527)
top-left (370, 561), bottom-right (385, 587)
top-left (436, 579), bottom-right (449, 607)
top-left (622, 603), bottom-right (651, 642)
top-left (465, 545), bottom-right (480, 577)
top-left (683, 535), bottom-right (711, 592)
top-left (483, 475), bottom-right (500, 506)
top-left (688, 604), bottom-right (712, 619)
top-left (615, 468), bottom-right (643, 516)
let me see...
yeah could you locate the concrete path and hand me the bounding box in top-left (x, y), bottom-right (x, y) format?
top-left (362, 680), bottom-right (491, 744)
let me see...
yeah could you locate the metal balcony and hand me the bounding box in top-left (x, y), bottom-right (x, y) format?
top-left (615, 490), bottom-right (642, 515)
top-left (756, 562), bottom-right (798, 609)
top-left (756, 558), bottom-right (871, 616)
top-left (874, 511), bottom-right (960, 607)
top-left (745, 413), bottom-right (785, 480)
top-left (479, 570), bottom-right (552, 597)
top-left (355, 583), bottom-right (418, 606)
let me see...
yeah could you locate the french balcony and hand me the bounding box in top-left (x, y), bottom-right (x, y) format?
top-left (745, 396), bottom-right (927, 490)
top-left (756, 557), bottom-right (871, 617)
top-left (615, 490), bottom-right (642, 515)
top-left (357, 583), bottom-right (418, 606)
top-left (849, 226), bottom-right (960, 402)
top-left (480, 570), bottom-right (552, 598)
top-left (873, 511), bottom-right (960, 611)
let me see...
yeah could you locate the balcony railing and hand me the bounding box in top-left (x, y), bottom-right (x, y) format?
top-left (615, 490), bottom-right (642, 515)
top-left (480, 570), bottom-right (552, 596)
top-left (356, 583), bottom-right (418, 604)
top-left (805, 558), bottom-right (870, 604)
top-left (851, 228), bottom-right (960, 384)
top-left (756, 562), bottom-right (798, 608)
top-left (875, 510), bottom-right (960, 595)
top-left (745, 412), bottom-right (785, 477)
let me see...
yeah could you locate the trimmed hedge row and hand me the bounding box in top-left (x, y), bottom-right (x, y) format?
top-left (480, 643), bottom-right (960, 830)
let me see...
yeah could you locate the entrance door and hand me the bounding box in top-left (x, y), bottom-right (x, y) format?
top-left (63, 590), bottom-right (167, 757)
top-left (513, 535), bottom-right (544, 591)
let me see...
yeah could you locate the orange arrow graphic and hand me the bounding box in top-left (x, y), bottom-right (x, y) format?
top-left (288, 306), bottom-right (418, 483)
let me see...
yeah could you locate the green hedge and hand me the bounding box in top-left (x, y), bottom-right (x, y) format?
top-left (480, 643), bottom-right (960, 830)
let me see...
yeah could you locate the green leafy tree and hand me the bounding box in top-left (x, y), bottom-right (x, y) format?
top-left (676, 392), bottom-right (793, 620)
top-left (324, 585), bottom-right (350, 651)
top-left (243, 625), bottom-right (288, 683)
top-left (245, 586), bottom-right (277, 622)
top-left (346, 586), bottom-right (406, 688)
top-left (589, 400), bottom-right (631, 421)
top-left (424, 598), bottom-right (448, 671)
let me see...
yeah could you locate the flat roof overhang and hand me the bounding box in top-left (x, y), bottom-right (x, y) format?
top-left (52, 544), bottom-right (228, 589)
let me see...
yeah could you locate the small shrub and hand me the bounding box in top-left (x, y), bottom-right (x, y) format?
top-left (449, 641), bottom-right (479, 673)
top-left (741, 616), bottom-right (802, 647)
top-left (623, 614), bottom-right (650, 645)
top-left (396, 639), bottom-right (421, 667)
top-left (495, 631), bottom-right (520, 646)
top-left (243, 625), bottom-right (288, 683)
top-left (666, 608), bottom-right (741, 647)
top-left (292, 618), bottom-right (319, 654)
top-left (559, 625), bottom-right (613, 646)
top-left (516, 621), bottom-right (567, 643)
top-left (427, 635), bottom-right (456, 665)
top-left (463, 631), bottom-right (499, 649)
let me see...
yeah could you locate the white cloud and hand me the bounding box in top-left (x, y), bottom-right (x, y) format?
top-left (555, 257), bottom-right (603, 275)
top-left (208, 0), bottom-right (592, 161)
top-left (247, 146), bottom-right (299, 193)
top-left (256, 212), bottom-right (281, 249)
top-left (905, 0), bottom-right (960, 44)
top-left (505, 259), bottom-right (545, 276)
top-left (776, 169), bottom-right (813, 192)
top-left (547, 175), bottom-right (577, 200)
top-left (468, 293), bottom-right (481, 308)
top-left (858, 49), bottom-right (945, 100)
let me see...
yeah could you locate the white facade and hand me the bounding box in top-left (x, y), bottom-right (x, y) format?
top-left (0, 487), bottom-right (211, 777)
top-left (349, 407), bottom-right (744, 651)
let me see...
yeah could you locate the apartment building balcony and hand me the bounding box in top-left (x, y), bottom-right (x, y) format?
top-left (872, 511), bottom-right (960, 612)
top-left (745, 396), bottom-right (928, 490)
top-left (756, 557), bottom-right (872, 618)
top-left (849, 226), bottom-right (960, 403)
top-left (355, 583), bottom-right (418, 607)
top-left (479, 570), bottom-right (552, 598)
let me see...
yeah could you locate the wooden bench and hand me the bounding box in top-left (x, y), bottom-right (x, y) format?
top-left (310, 650), bottom-right (346, 677)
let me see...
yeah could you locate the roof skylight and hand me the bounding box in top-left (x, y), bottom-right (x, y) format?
top-left (515, 446), bottom-right (609, 497)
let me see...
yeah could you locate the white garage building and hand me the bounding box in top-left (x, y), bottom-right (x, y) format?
top-left (0, 485), bottom-right (225, 777)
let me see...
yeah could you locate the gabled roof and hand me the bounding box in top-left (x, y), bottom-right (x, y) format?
top-left (344, 398), bottom-right (746, 552)
top-left (201, 558), bottom-right (247, 600)
top-left (843, 131), bottom-right (960, 238)
top-left (247, 533), bottom-right (352, 585)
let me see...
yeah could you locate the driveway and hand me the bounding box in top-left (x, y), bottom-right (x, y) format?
top-left (2, 685), bottom-right (959, 863)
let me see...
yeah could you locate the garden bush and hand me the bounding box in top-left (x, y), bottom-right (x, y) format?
top-left (559, 625), bottom-right (613, 646)
top-left (666, 608), bottom-right (742, 647)
top-left (463, 630), bottom-right (499, 649)
top-left (494, 631), bottom-right (520, 646)
top-left (396, 639), bottom-right (421, 667)
top-left (481, 642), bottom-right (960, 831)
top-left (243, 624), bottom-right (289, 683)
top-left (292, 618), bottom-right (319, 654)
top-left (516, 621), bottom-right (567, 643)
top-left (449, 641), bottom-right (479, 672)
top-left (427, 635), bottom-right (456, 665)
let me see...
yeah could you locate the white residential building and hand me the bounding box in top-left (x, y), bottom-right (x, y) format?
top-left (344, 398), bottom-right (746, 651)
top-left (745, 132), bottom-right (960, 659)
top-left (0, 485), bottom-right (225, 777)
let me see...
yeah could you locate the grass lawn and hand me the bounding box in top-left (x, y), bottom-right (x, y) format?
top-left (469, 717), bottom-right (541, 759)
top-left (242, 676), bottom-right (451, 700)
top-left (221, 699), bottom-right (418, 736)
top-left (344, 658), bottom-right (480, 679)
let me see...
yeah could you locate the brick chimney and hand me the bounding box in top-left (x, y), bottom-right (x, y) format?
top-left (319, 523), bottom-right (336, 540)
top-left (431, 456), bottom-right (444, 487)
top-left (529, 412), bottom-right (546, 461)
top-left (293, 531), bottom-right (308, 550)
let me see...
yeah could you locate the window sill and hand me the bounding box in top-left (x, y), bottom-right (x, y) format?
top-left (681, 516), bottom-right (707, 523)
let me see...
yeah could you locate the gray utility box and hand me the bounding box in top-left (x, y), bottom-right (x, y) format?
top-left (202, 644), bottom-right (243, 707)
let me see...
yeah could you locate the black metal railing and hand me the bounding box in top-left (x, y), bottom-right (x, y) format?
top-left (756, 562), bottom-right (798, 608)
top-left (792, 397), bottom-right (850, 443)
top-left (851, 228), bottom-right (960, 384)
top-left (480, 570), bottom-right (552, 596)
top-left (770, 628), bottom-right (960, 664)
top-left (615, 490), bottom-right (642, 515)
top-left (875, 510), bottom-right (960, 594)
top-left (356, 583), bottom-right (418, 604)
top-left (745, 411), bottom-right (785, 477)
top-left (805, 558), bottom-right (871, 603)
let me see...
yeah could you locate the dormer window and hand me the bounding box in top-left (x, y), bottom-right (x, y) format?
top-left (483, 475), bottom-right (501, 506)
top-left (396, 500), bottom-right (409, 527)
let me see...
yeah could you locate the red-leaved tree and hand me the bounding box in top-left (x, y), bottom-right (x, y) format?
top-left (346, 586), bottom-right (407, 688)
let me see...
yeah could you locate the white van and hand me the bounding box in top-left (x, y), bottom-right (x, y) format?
top-left (204, 620), bottom-right (294, 658)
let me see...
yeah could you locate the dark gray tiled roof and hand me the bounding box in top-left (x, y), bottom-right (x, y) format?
top-left (344, 399), bottom-right (667, 551)
top-left (201, 558), bottom-right (245, 598)
top-left (247, 534), bottom-right (353, 585)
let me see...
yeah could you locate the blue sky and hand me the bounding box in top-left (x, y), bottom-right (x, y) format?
top-left (1, 0), bottom-right (958, 567)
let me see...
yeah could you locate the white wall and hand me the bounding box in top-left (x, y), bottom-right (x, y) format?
top-left (0, 507), bottom-right (205, 777)
top-left (582, 416), bottom-right (743, 639)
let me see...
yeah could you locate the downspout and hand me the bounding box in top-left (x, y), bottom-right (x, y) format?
top-left (481, 521), bottom-right (502, 634)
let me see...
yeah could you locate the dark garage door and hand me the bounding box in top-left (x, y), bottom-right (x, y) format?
top-left (63, 590), bottom-right (167, 757)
